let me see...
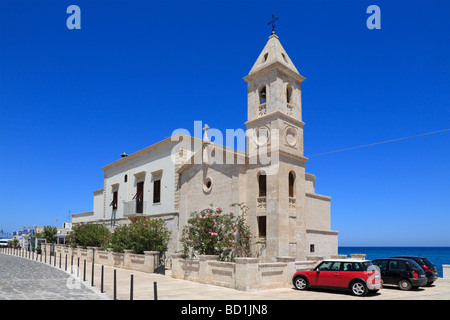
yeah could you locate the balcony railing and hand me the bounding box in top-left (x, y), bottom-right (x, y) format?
top-left (123, 200), bottom-right (147, 217)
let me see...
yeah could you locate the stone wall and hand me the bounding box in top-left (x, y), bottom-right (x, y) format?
top-left (171, 254), bottom-right (319, 291)
top-left (443, 265), bottom-right (450, 279)
top-left (41, 243), bottom-right (160, 273)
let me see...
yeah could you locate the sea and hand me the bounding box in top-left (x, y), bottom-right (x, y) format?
top-left (338, 246), bottom-right (450, 278)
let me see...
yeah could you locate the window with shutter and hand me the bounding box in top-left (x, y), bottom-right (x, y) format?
top-left (153, 179), bottom-right (161, 204)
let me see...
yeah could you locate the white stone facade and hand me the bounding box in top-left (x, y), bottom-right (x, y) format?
top-left (72, 32), bottom-right (338, 262)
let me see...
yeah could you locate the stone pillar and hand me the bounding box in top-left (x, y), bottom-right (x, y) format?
top-left (350, 254), bottom-right (366, 259)
top-left (443, 265), bottom-right (450, 279)
top-left (198, 255), bottom-right (218, 284)
top-left (42, 243), bottom-right (49, 259)
top-left (330, 254), bottom-right (347, 259)
top-left (55, 244), bottom-right (63, 260)
top-left (276, 256), bottom-right (296, 286)
top-left (171, 253), bottom-right (184, 278)
top-left (235, 257), bottom-right (260, 291)
top-left (144, 251), bottom-right (160, 273)
top-left (86, 247), bottom-right (98, 263)
top-left (123, 249), bottom-right (133, 269)
top-left (71, 247), bottom-right (78, 261)
top-left (107, 248), bottom-right (114, 266)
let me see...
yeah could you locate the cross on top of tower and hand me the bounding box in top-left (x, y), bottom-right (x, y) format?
top-left (267, 14), bottom-right (279, 34)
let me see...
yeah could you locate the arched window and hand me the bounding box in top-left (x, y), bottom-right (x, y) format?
top-left (286, 84), bottom-right (293, 104)
top-left (289, 171), bottom-right (295, 198)
top-left (258, 172), bottom-right (267, 197)
top-left (259, 85), bottom-right (267, 105)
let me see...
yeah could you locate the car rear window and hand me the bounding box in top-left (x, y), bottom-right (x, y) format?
top-left (362, 262), bottom-right (374, 270)
top-left (406, 260), bottom-right (423, 272)
top-left (342, 262), bottom-right (363, 271)
top-left (421, 258), bottom-right (435, 267)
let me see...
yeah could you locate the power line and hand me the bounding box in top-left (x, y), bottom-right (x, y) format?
top-left (307, 128), bottom-right (450, 157)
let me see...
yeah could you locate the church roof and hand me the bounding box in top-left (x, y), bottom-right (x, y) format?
top-left (245, 33), bottom-right (304, 82)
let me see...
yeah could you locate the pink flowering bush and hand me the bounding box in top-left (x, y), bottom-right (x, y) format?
top-left (180, 203), bottom-right (253, 261)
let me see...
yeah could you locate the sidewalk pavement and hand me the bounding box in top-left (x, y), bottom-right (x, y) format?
top-left (2, 252), bottom-right (450, 300)
top-left (87, 263), bottom-right (450, 300)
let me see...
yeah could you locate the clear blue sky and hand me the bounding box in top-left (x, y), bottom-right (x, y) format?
top-left (1, 0), bottom-right (449, 246)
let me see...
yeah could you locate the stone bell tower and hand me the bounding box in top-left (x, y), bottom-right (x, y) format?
top-left (244, 30), bottom-right (310, 262)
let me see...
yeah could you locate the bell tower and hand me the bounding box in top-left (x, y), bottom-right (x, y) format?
top-left (244, 32), bottom-right (306, 160)
top-left (244, 30), bottom-right (310, 262)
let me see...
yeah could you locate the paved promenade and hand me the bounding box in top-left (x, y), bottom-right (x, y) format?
top-left (0, 253), bottom-right (105, 300)
top-left (1, 252), bottom-right (449, 300)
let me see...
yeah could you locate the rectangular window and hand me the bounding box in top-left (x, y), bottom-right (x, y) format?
top-left (153, 179), bottom-right (161, 204)
top-left (135, 181), bottom-right (144, 213)
top-left (112, 191), bottom-right (118, 210)
top-left (257, 216), bottom-right (267, 238)
top-left (310, 244), bottom-right (315, 253)
top-left (258, 174), bottom-right (266, 197)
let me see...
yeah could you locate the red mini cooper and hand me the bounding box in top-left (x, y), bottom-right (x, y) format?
top-left (292, 259), bottom-right (383, 296)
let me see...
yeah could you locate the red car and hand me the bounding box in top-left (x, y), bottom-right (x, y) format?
top-left (292, 259), bottom-right (383, 296)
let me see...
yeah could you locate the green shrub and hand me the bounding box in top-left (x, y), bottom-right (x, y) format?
top-left (109, 224), bottom-right (131, 253)
top-left (42, 226), bottom-right (57, 244)
top-left (68, 223), bottom-right (110, 248)
top-left (110, 218), bottom-right (171, 255)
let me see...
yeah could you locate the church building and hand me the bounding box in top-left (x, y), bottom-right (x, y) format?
top-left (72, 29), bottom-right (338, 262)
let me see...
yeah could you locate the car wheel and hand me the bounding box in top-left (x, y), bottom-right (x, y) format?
top-left (293, 276), bottom-right (308, 290)
top-left (351, 281), bottom-right (368, 297)
top-left (427, 281), bottom-right (434, 286)
top-left (398, 279), bottom-right (412, 290)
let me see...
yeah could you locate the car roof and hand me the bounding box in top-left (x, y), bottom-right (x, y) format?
top-left (390, 256), bottom-right (423, 259)
top-left (373, 257), bottom-right (413, 261)
top-left (322, 259), bottom-right (370, 262)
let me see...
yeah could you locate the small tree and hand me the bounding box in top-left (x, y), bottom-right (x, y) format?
top-left (67, 223), bottom-right (110, 248)
top-left (42, 226), bottom-right (57, 244)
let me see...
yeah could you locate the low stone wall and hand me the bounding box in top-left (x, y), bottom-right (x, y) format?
top-left (171, 253), bottom-right (373, 291)
top-left (443, 265), bottom-right (450, 279)
top-left (41, 243), bottom-right (159, 273)
top-left (171, 254), bottom-right (321, 291)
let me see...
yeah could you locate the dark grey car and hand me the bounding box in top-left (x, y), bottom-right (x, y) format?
top-left (372, 258), bottom-right (427, 290)
top-left (391, 256), bottom-right (438, 285)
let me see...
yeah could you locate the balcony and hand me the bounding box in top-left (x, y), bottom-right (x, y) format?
top-left (123, 200), bottom-right (147, 218)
